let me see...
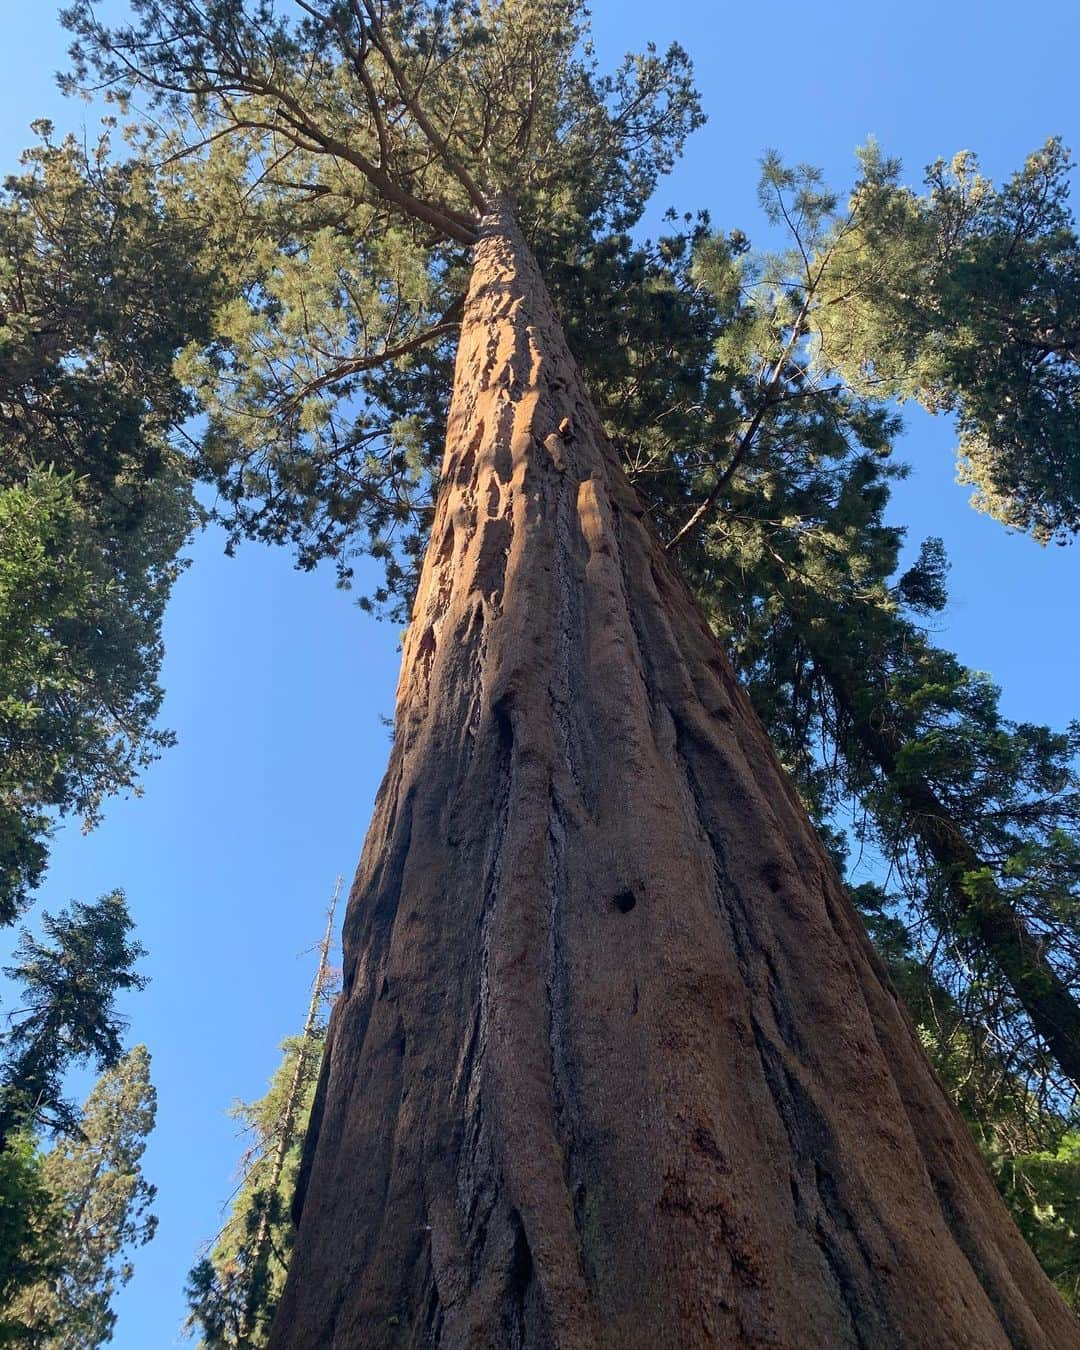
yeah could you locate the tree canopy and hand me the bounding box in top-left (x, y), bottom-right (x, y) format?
top-left (62, 0), bottom-right (703, 603)
top-left (6, 1046), bottom-right (158, 1348)
top-left (0, 890), bottom-right (146, 1143)
top-left (0, 130), bottom-right (212, 917)
top-left (813, 138), bottom-right (1080, 541)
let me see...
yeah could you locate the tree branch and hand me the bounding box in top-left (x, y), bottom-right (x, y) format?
top-left (359, 0), bottom-right (490, 215)
top-left (276, 298), bottom-right (464, 413)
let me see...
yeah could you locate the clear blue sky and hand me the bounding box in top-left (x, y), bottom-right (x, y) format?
top-left (3, 3), bottom-right (1079, 1343)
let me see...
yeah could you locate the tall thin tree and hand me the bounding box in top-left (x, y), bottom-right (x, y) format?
top-left (186, 877), bottom-right (341, 1348)
top-left (237, 878), bottom-right (341, 1347)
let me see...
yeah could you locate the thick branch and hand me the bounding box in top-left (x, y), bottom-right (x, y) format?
top-left (359, 0), bottom-right (490, 216)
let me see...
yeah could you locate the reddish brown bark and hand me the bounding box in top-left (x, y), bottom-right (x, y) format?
top-left (269, 205), bottom-right (1078, 1349)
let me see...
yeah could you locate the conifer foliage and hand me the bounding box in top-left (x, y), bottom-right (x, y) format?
top-left (0, 891), bottom-right (147, 1146)
top-left (185, 886), bottom-right (340, 1348)
top-left (5, 1047), bottom-right (158, 1348)
top-left (813, 138), bottom-right (1080, 541)
top-left (0, 130), bottom-right (212, 917)
top-left (0, 892), bottom-right (154, 1346)
top-left (62, 0), bottom-right (703, 607)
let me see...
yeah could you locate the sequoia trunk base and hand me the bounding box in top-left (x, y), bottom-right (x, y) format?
top-left (269, 207), bottom-right (1077, 1349)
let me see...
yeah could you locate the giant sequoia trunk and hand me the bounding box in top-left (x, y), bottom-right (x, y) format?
top-left (269, 206), bottom-right (1077, 1348)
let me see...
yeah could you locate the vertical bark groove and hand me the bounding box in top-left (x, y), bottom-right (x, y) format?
top-left (270, 205), bottom-right (1078, 1349)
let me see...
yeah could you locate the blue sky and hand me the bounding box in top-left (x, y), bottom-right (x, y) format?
top-left (3, 2), bottom-right (1079, 1343)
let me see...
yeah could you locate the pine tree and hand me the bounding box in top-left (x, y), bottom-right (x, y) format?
top-left (186, 883), bottom-right (340, 1348)
top-left (0, 894), bottom-right (150, 1343)
top-left (0, 891), bottom-right (147, 1146)
top-left (811, 138), bottom-right (1080, 541)
top-left (6, 1047), bottom-right (157, 1348)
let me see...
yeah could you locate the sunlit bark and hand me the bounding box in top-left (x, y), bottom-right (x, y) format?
top-left (270, 204), bottom-right (1078, 1350)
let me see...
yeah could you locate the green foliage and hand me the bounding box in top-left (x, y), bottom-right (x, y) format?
top-left (63, 0), bottom-right (702, 610)
top-left (3, 1047), bottom-right (157, 1344)
top-left (0, 1134), bottom-right (61, 1344)
top-left (0, 131), bottom-right (212, 916)
top-left (0, 887), bottom-right (153, 1345)
top-left (0, 467), bottom-right (187, 923)
top-left (6, 1047), bottom-right (158, 1348)
top-left (813, 137), bottom-right (1080, 540)
top-left (185, 1029), bottom-right (327, 1348)
top-left (0, 892), bottom-right (146, 1144)
top-left (989, 1130), bottom-right (1080, 1308)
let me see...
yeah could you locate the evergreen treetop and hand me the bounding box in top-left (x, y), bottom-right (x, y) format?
top-left (0, 890), bottom-right (147, 1143)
